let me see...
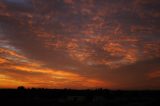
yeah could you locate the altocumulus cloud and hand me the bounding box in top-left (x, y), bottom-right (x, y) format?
top-left (0, 0), bottom-right (160, 89)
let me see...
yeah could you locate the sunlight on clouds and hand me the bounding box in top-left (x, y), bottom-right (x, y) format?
top-left (0, 57), bottom-right (7, 64)
top-left (148, 71), bottom-right (160, 79)
top-left (0, 74), bottom-right (27, 88)
top-left (0, 46), bottom-right (110, 88)
top-left (8, 65), bottom-right (110, 88)
top-left (0, 74), bottom-right (9, 79)
top-left (0, 48), bottom-right (26, 60)
top-left (103, 42), bottom-right (126, 57)
top-left (102, 42), bottom-right (138, 68)
top-left (0, 0), bottom-right (160, 89)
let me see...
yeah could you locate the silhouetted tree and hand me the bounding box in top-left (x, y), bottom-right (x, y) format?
top-left (17, 86), bottom-right (25, 91)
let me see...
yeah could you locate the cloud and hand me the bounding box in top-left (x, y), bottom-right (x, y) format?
top-left (107, 58), bottom-right (160, 89)
top-left (0, 0), bottom-right (159, 89)
top-left (0, 36), bottom-right (111, 88)
top-left (0, 46), bottom-right (111, 88)
top-left (148, 71), bottom-right (160, 79)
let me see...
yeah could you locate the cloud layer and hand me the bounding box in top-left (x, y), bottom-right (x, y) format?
top-left (0, 0), bottom-right (160, 89)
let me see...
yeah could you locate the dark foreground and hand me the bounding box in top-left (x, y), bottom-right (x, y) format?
top-left (0, 88), bottom-right (160, 106)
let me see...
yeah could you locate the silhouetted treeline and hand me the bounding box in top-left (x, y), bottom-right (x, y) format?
top-left (0, 87), bottom-right (160, 106)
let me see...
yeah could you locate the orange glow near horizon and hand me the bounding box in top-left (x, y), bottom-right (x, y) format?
top-left (0, 47), bottom-right (111, 89)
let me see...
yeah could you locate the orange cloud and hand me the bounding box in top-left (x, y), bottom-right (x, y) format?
top-left (148, 71), bottom-right (160, 79)
top-left (0, 57), bottom-right (7, 64)
top-left (1, 0), bottom-right (159, 89)
top-left (0, 64), bottom-right (111, 88)
top-left (0, 48), bottom-right (26, 59)
top-left (0, 47), bottom-right (111, 89)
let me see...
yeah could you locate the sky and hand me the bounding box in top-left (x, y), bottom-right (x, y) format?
top-left (0, 0), bottom-right (160, 89)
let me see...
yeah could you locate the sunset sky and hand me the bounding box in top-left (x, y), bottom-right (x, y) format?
top-left (0, 0), bottom-right (160, 89)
